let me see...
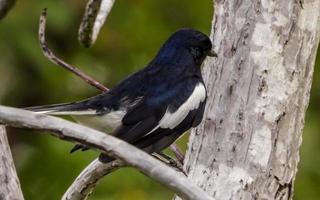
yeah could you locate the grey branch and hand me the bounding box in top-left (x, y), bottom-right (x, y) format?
top-left (39, 8), bottom-right (108, 92)
top-left (62, 159), bottom-right (125, 200)
top-left (0, 105), bottom-right (214, 200)
top-left (79, 0), bottom-right (115, 47)
top-left (0, 125), bottom-right (24, 200)
top-left (169, 143), bottom-right (185, 164)
top-left (0, 0), bottom-right (15, 20)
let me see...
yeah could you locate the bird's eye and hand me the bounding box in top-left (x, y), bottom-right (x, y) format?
top-left (189, 47), bottom-right (202, 60)
top-left (189, 47), bottom-right (199, 55)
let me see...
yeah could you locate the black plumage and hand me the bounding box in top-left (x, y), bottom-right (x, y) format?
top-left (26, 28), bottom-right (215, 162)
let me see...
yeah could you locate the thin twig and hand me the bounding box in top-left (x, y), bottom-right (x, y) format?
top-left (79, 0), bottom-right (115, 47)
top-left (39, 8), bottom-right (108, 92)
top-left (62, 159), bottom-right (125, 200)
top-left (0, 105), bottom-right (214, 200)
top-left (169, 143), bottom-right (185, 164)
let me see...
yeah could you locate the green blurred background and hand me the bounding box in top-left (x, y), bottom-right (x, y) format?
top-left (0, 0), bottom-right (319, 199)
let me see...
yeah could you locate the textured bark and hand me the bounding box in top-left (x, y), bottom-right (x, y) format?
top-left (179, 0), bottom-right (320, 199)
top-left (78, 0), bottom-right (115, 47)
top-left (0, 126), bottom-right (24, 200)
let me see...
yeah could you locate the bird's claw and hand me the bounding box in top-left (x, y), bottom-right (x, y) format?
top-left (152, 152), bottom-right (187, 176)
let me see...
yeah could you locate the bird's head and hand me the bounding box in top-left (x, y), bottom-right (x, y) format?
top-left (152, 28), bottom-right (216, 67)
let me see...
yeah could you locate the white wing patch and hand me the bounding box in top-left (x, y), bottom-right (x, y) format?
top-left (73, 110), bottom-right (126, 134)
top-left (157, 83), bottom-right (206, 130)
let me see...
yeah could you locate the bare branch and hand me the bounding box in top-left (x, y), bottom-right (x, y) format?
top-left (62, 159), bottom-right (125, 200)
top-left (0, 125), bottom-right (24, 200)
top-left (79, 0), bottom-right (115, 47)
top-left (0, 0), bottom-right (15, 20)
top-left (39, 8), bottom-right (108, 92)
top-left (0, 105), bottom-right (214, 200)
top-left (65, 148), bottom-right (184, 200)
top-left (169, 143), bottom-right (185, 164)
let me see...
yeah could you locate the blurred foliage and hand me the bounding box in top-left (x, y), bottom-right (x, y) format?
top-left (0, 0), bottom-right (319, 199)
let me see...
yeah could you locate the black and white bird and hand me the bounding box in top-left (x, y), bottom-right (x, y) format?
top-left (27, 28), bottom-right (216, 162)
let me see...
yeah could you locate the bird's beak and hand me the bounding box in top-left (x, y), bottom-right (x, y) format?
top-left (208, 49), bottom-right (218, 57)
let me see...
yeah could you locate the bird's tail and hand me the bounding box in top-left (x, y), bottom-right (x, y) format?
top-left (26, 101), bottom-right (99, 155)
top-left (24, 102), bottom-right (95, 115)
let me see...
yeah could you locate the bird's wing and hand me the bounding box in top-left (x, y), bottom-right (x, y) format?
top-left (130, 100), bottom-right (206, 153)
top-left (25, 70), bottom-right (149, 132)
top-left (25, 66), bottom-right (148, 116)
top-left (191, 98), bottom-right (206, 127)
top-left (114, 79), bottom-right (206, 144)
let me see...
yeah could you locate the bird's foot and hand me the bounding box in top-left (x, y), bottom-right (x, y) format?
top-left (70, 144), bottom-right (89, 153)
top-left (152, 152), bottom-right (187, 176)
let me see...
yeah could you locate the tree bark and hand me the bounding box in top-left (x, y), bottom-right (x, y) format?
top-left (180, 0), bottom-right (320, 199)
top-left (0, 126), bottom-right (24, 200)
top-left (78, 0), bottom-right (115, 47)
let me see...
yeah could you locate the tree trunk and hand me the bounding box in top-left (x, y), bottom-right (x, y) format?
top-left (0, 126), bottom-right (24, 200)
top-left (179, 0), bottom-right (320, 199)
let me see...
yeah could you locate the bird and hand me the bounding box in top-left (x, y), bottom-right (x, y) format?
top-left (26, 28), bottom-right (216, 163)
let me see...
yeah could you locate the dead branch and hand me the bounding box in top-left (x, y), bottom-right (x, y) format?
top-left (79, 0), bottom-right (115, 47)
top-left (169, 143), bottom-right (185, 164)
top-left (62, 159), bottom-right (125, 200)
top-left (39, 8), bottom-right (108, 92)
top-left (0, 105), bottom-right (214, 200)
